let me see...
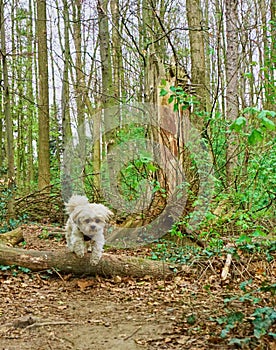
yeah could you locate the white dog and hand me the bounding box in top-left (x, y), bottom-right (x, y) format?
top-left (65, 195), bottom-right (113, 265)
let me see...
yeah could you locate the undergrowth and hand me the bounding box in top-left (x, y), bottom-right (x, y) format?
top-left (150, 237), bottom-right (276, 265)
top-left (151, 237), bottom-right (276, 346)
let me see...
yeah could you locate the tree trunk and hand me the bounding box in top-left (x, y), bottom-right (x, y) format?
top-left (37, 0), bottom-right (50, 190)
top-left (72, 0), bottom-right (85, 131)
top-left (0, 245), bottom-right (173, 278)
top-left (225, 0), bottom-right (239, 185)
top-left (61, 0), bottom-right (73, 201)
top-left (186, 0), bottom-right (208, 130)
top-left (97, 0), bottom-right (116, 197)
top-left (0, 0), bottom-right (15, 218)
top-left (111, 0), bottom-right (121, 102)
top-left (261, 0), bottom-right (275, 110)
top-left (98, 0), bottom-right (115, 114)
top-left (26, 0), bottom-right (35, 191)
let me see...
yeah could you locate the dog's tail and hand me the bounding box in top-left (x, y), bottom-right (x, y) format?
top-left (65, 195), bottom-right (89, 214)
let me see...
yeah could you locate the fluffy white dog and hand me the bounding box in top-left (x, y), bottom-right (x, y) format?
top-left (65, 195), bottom-right (113, 265)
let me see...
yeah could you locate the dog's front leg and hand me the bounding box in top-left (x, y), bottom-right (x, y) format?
top-left (70, 226), bottom-right (86, 258)
top-left (90, 233), bottom-right (105, 265)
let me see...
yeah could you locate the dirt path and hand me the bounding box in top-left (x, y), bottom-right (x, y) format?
top-left (0, 271), bottom-right (195, 350)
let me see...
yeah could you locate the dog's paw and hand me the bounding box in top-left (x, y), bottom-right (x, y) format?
top-left (89, 252), bottom-right (102, 265)
top-left (73, 241), bottom-right (86, 258)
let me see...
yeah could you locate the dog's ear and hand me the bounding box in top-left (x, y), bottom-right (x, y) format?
top-left (89, 203), bottom-right (113, 221)
top-left (71, 208), bottom-right (83, 225)
top-left (65, 195), bottom-right (89, 214)
top-left (104, 208), bottom-right (113, 220)
top-left (99, 205), bottom-right (113, 219)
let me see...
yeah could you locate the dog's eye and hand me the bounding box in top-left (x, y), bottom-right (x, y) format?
top-left (85, 219), bottom-right (91, 224)
top-left (95, 218), bottom-right (101, 223)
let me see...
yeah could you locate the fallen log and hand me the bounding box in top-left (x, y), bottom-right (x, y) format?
top-left (0, 245), bottom-right (174, 278)
top-left (0, 227), bottom-right (24, 246)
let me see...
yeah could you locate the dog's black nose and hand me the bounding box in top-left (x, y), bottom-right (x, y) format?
top-left (91, 224), bottom-right (96, 230)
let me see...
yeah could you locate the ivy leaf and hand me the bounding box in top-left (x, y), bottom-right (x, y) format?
top-left (146, 163), bottom-right (158, 172)
top-left (252, 229), bottom-right (266, 237)
top-left (0, 265), bottom-right (11, 271)
top-left (159, 88), bottom-right (168, 97)
top-left (173, 103), bottom-right (179, 112)
top-left (252, 307), bottom-right (276, 339)
top-left (248, 129), bottom-right (263, 145)
top-left (187, 314), bottom-right (196, 325)
top-left (239, 279), bottom-right (252, 292)
top-left (243, 106), bottom-right (259, 114)
top-left (229, 338), bottom-right (251, 346)
top-left (258, 110), bottom-right (267, 119)
top-left (258, 110), bottom-right (276, 119)
top-left (261, 116), bottom-right (275, 131)
top-left (236, 234), bottom-right (252, 244)
top-left (168, 95), bottom-right (174, 104)
top-left (230, 116), bottom-right (247, 132)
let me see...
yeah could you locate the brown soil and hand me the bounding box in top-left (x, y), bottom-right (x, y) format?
top-left (0, 225), bottom-right (275, 350)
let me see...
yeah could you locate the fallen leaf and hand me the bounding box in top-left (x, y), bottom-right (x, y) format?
top-left (77, 279), bottom-right (94, 291)
top-left (113, 275), bottom-right (122, 283)
top-left (177, 336), bottom-right (190, 344)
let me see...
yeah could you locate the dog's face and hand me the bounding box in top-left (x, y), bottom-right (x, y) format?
top-left (71, 203), bottom-right (112, 239)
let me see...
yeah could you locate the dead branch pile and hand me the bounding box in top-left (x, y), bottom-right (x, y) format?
top-left (14, 185), bottom-right (64, 223)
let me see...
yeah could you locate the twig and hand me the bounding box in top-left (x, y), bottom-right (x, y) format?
top-left (52, 267), bottom-right (65, 282)
top-left (124, 325), bottom-right (142, 340)
top-left (221, 253), bottom-right (232, 281)
top-left (24, 321), bottom-right (81, 330)
top-left (47, 340), bottom-right (54, 350)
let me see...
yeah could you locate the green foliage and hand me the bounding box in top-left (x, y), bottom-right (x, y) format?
top-left (119, 153), bottom-right (159, 202)
top-left (150, 239), bottom-right (202, 264)
top-left (252, 307), bottom-right (276, 338)
top-left (215, 311), bottom-right (245, 338)
top-left (211, 109), bottom-right (275, 226)
top-left (0, 177), bottom-right (14, 221)
top-left (186, 314), bottom-right (197, 325)
top-left (38, 229), bottom-right (63, 241)
top-left (0, 265), bottom-right (31, 276)
top-left (0, 177), bottom-right (27, 233)
top-left (223, 109), bottom-right (275, 211)
top-left (211, 280), bottom-right (276, 344)
top-left (230, 116), bottom-right (247, 132)
top-left (160, 85), bottom-right (198, 111)
top-left (160, 86), bottom-right (275, 245)
top-left (230, 108), bottom-right (275, 145)
top-left (98, 123), bottom-right (166, 211)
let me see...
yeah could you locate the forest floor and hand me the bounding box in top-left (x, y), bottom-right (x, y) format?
top-left (0, 224), bottom-right (275, 350)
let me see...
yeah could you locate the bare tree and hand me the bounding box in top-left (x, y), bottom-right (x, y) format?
top-left (0, 0), bottom-right (15, 217)
top-left (225, 0), bottom-right (239, 185)
top-left (186, 0), bottom-right (208, 130)
top-left (97, 0), bottom-right (115, 113)
top-left (37, 0), bottom-right (50, 190)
